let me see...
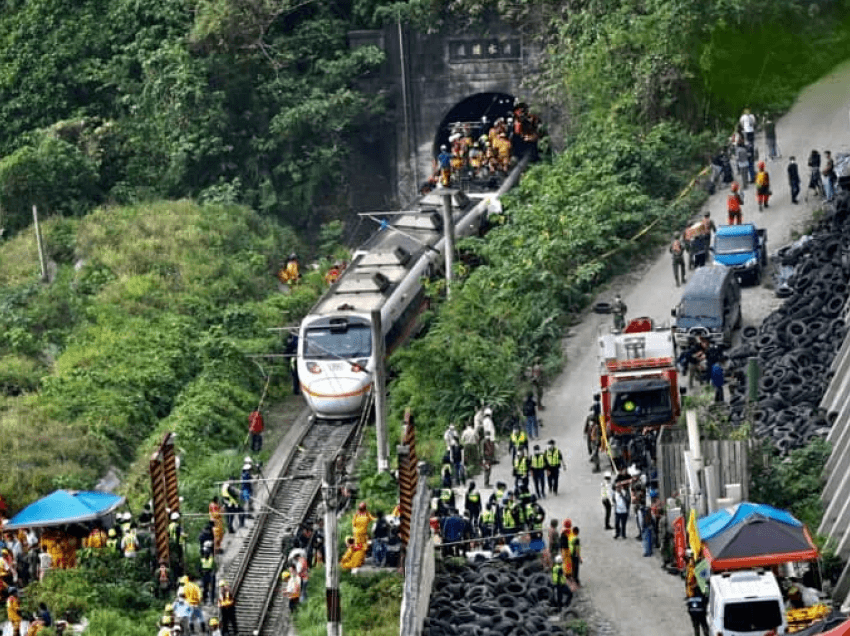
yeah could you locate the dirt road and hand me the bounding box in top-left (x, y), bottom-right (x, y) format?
top-left (487, 61), bottom-right (850, 635)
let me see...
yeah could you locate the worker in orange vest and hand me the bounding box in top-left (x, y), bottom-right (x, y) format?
top-left (727, 182), bottom-right (744, 225)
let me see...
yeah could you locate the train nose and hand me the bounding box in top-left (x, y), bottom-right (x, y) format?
top-left (302, 377), bottom-right (372, 419)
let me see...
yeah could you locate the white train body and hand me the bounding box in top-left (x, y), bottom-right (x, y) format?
top-left (298, 162), bottom-right (528, 420)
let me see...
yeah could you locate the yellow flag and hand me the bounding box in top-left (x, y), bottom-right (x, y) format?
top-left (687, 508), bottom-right (701, 557)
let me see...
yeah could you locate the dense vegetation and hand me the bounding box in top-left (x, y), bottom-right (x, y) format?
top-left (1, 0), bottom-right (849, 632)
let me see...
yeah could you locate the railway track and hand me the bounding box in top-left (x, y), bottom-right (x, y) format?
top-left (224, 415), bottom-right (362, 635)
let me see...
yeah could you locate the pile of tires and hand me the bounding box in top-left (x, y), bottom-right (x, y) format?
top-left (425, 555), bottom-right (572, 636)
top-left (723, 192), bottom-right (850, 453)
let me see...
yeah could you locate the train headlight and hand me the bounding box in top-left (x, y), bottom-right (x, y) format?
top-left (307, 362), bottom-right (322, 374)
top-left (351, 359), bottom-right (368, 373)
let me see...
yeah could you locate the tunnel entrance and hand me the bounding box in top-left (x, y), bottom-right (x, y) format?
top-left (432, 92), bottom-right (516, 157)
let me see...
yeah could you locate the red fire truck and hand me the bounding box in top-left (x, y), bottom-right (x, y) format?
top-left (596, 317), bottom-right (681, 467)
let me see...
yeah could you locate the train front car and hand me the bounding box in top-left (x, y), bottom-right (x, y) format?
top-left (298, 313), bottom-right (375, 420)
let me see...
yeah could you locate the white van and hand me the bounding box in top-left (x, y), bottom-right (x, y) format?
top-left (707, 570), bottom-right (787, 636)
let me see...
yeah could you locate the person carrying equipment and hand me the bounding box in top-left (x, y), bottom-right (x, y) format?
top-left (551, 555), bottom-right (573, 610)
top-left (727, 182), bottom-right (744, 225)
top-left (277, 253), bottom-right (301, 287)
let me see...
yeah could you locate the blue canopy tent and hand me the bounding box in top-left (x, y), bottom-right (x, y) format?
top-left (696, 502), bottom-right (818, 571)
top-left (3, 490), bottom-right (125, 531)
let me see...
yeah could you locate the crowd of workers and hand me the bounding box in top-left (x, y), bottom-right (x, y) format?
top-left (427, 101), bottom-right (542, 191)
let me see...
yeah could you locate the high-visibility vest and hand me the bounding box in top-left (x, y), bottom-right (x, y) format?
top-left (440, 489), bottom-right (453, 502)
top-left (545, 448), bottom-right (562, 468)
top-left (525, 504), bottom-right (542, 529)
top-left (184, 582), bottom-right (202, 607)
top-left (728, 194), bottom-right (742, 212)
top-left (531, 453), bottom-right (546, 470)
top-left (201, 555), bottom-right (215, 572)
top-left (570, 535), bottom-right (581, 558)
top-left (106, 538), bottom-right (118, 551)
top-left (756, 171), bottom-right (770, 188)
top-left (480, 509), bottom-right (495, 525)
top-left (552, 564), bottom-right (567, 585)
top-left (511, 430), bottom-right (527, 447)
top-left (219, 591), bottom-right (235, 608)
top-left (466, 492), bottom-right (480, 505)
top-left (502, 506), bottom-right (518, 530)
top-left (513, 456), bottom-right (528, 476)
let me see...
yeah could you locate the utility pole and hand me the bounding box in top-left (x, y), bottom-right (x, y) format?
top-left (32, 205), bottom-right (48, 282)
top-left (439, 190), bottom-right (457, 297)
top-left (322, 458), bottom-right (342, 636)
top-left (371, 310), bottom-right (389, 472)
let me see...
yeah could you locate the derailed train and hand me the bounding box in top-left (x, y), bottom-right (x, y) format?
top-left (296, 160), bottom-right (529, 420)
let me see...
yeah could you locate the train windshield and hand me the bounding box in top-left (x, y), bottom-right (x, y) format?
top-left (303, 324), bottom-right (372, 360)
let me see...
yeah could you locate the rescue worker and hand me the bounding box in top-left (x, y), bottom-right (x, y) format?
top-left (156, 560), bottom-right (172, 599)
top-left (181, 575), bottom-right (205, 633)
top-left (509, 425), bottom-right (528, 463)
top-left (209, 496), bottom-right (225, 554)
top-left (248, 409), bottom-right (264, 453)
top-left (339, 536), bottom-right (365, 571)
top-left (551, 555), bottom-right (572, 610)
top-left (7, 586), bottom-right (21, 635)
top-left (158, 616), bottom-right (174, 636)
top-left (220, 478), bottom-right (240, 534)
top-left (167, 511), bottom-right (185, 568)
top-left (545, 440), bottom-right (565, 495)
top-left (290, 549), bottom-right (309, 603)
top-left (106, 528), bottom-right (119, 552)
top-left (121, 523), bottom-right (139, 558)
top-left (324, 262), bottom-right (341, 286)
top-left (612, 294), bottom-right (627, 331)
top-left (687, 593), bottom-right (710, 636)
top-left (277, 253), bottom-right (301, 287)
top-left (479, 503), bottom-right (496, 549)
top-left (464, 482), bottom-right (482, 528)
top-left (530, 444), bottom-right (547, 499)
top-left (218, 581), bottom-right (237, 636)
top-left (755, 161), bottom-right (771, 210)
top-left (352, 502), bottom-right (375, 548)
top-left (513, 447), bottom-right (530, 493)
top-left (671, 234), bottom-right (686, 286)
top-left (727, 181), bottom-right (744, 225)
top-left (435, 145), bottom-right (452, 187)
top-left (200, 546), bottom-right (216, 606)
top-left (283, 565), bottom-right (301, 613)
top-left (569, 527), bottom-right (582, 586)
top-left (84, 523), bottom-right (107, 549)
top-left (240, 460), bottom-right (253, 517)
top-left (437, 485), bottom-right (455, 516)
top-left (208, 617), bottom-right (222, 636)
top-left (525, 495), bottom-right (545, 540)
top-left (499, 494), bottom-right (519, 543)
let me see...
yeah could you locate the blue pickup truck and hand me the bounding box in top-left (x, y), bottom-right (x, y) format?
top-left (712, 223), bottom-right (768, 285)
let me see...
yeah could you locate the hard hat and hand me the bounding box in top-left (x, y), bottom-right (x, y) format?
top-left (161, 616), bottom-right (173, 626)
top-left (170, 512), bottom-right (180, 521)
top-left (108, 528), bottom-right (116, 537)
top-left (563, 519), bottom-right (572, 529)
top-left (555, 555), bottom-right (563, 563)
top-left (358, 501), bottom-right (367, 510)
top-left (289, 253), bottom-right (297, 260)
top-left (731, 181), bottom-right (739, 192)
top-left (209, 618), bottom-right (219, 627)
top-left (219, 580), bottom-right (227, 587)
top-left (244, 456), bottom-right (253, 464)
top-left (281, 571), bottom-right (291, 579)
top-left (483, 406), bottom-right (492, 415)
top-left (180, 575), bottom-right (189, 584)
top-left (165, 603), bottom-right (173, 613)
top-left (173, 626), bottom-right (183, 633)
top-left (243, 463), bottom-right (252, 471)
top-left (440, 144), bottom-right (447, 151)
top-left (203, 540), bottom-right (213, 550)
top-left (758, 161), bottom-right (765, 170)
top-left (604, 471), bottom-right (612, 480)
top-left (685, 548), bottom-right (694, 558)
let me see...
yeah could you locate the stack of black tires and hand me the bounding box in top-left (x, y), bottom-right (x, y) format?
top-left (723, 192), bottom-right (850, 453)
top-left (425, 556), bottom-right (572, 636)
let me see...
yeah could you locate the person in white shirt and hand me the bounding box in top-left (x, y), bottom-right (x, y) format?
top-left (739, 108), bottom-right (756, 146)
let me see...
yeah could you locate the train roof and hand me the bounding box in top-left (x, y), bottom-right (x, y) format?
top-left (308, 190), bottom-right (478, 318)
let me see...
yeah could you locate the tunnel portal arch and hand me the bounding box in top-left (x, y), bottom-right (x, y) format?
top-left (432, 92), bottom-right (516, 157)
